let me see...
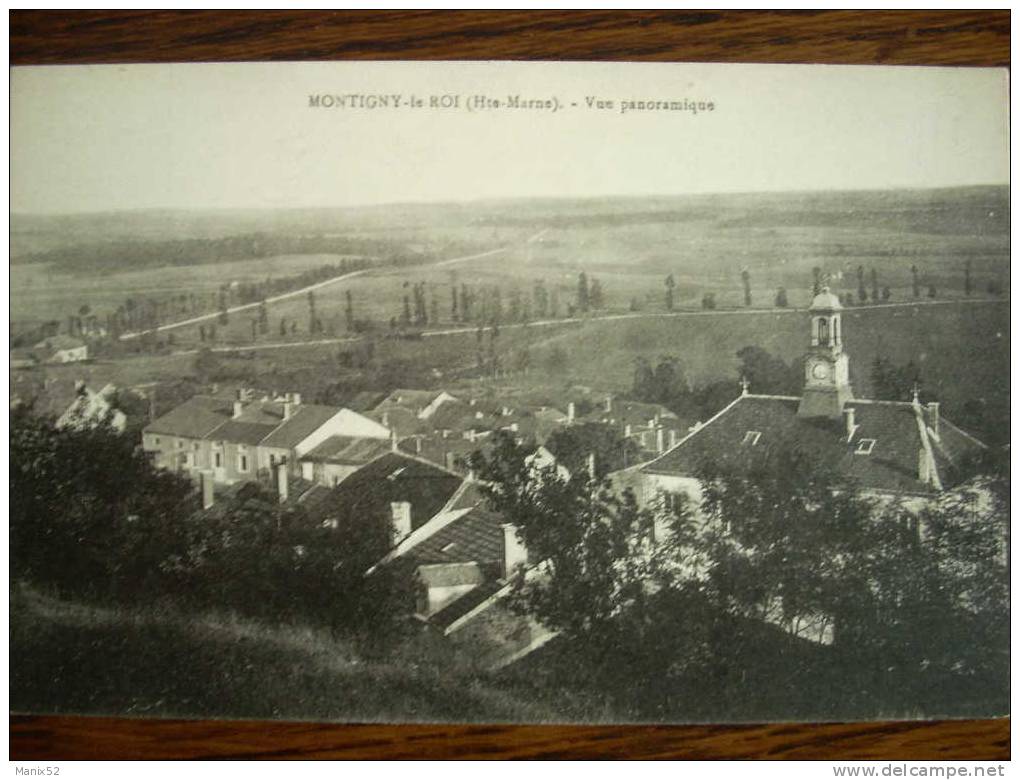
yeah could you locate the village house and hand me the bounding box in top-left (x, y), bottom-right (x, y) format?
top-left (142, 389), bottom-right (391, 485)
top-left (575, 395), bottom-right (687, 460)
top-left (31, 335), bottom-right (88, 364)
top-left (373, 388), bottom-right (459, 420)
top-left (56, 380), bottom-right (128, 433)
top-left (302, 451), bottom-right (465, 545)
top-left (298, 435), bottom-right (394, 487)
top-left (369, 447), bottom-right (573, 669)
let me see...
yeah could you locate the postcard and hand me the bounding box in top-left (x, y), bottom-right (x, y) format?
top-left (10, 60), bottom-right (1009, 724)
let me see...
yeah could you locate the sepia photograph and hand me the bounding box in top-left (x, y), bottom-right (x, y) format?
top-left (9, 59), bottom-right (1010, 727)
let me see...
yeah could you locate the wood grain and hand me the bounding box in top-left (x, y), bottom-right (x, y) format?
top-left (9, 10), bottom-right (1010, 66)
top-left (9, 9), bottom-right (1010, 761)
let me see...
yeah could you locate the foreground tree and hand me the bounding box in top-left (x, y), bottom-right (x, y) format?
top-left (468, 432), bottom-right (656, 639)
top-left (10, 406), bottom-right (194, 601)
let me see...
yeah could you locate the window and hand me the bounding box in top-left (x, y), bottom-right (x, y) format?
top-left (214, 452), bottom-right (222, 468)
top-left (193, 442), bottom-right (200, 451)
top-left (661, 491), bottom-right (682, 513)
top-left (239, 454), bottom-right (249, 472)
top-left (154, 436), bottom-right (161, 446)
top-left (269, 454), bottom-right (276, 466)
top-left (855, 438), bottom-right (876, 455)
top-left (742, 430), bottom-right (762, 446)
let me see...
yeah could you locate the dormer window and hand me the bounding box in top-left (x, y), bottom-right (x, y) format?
top-left (742, 431), bottom-right (762, 446)
top-left (855, 438), bottom-right (876, 455)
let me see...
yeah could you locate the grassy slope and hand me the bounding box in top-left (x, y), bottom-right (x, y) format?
top-left (10, 588), bottom-right (563, 724)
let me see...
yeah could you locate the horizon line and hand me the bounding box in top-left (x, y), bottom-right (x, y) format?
top-left (10, 182), bottom-right (1009, 220)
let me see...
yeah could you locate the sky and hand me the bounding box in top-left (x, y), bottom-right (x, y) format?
top-left (10, 61), bottom-right (1010, 215)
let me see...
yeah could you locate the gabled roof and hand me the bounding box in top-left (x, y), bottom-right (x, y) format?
top-left (260, 404), bottom-right (342, 449)
top-left (402, 505), bottom-right (505, 568)
top-left (305, 452), bottom-right (463, 532)
top-left (300, 435), bottom-right (392, 465)
top-left (208, 419), bottom-right (278, 446)
top-left (369, 405), bottom-right (428, 437)
top-left (375, 388), bottom-right (451, 411)
top-left (583, 399), bottom-right (682, 430)
top-left (642, 394), bottom-right (985, 495)
top-left (429, 579), bottom-right (508, 631)
top-left (144, 395), bottom-right (232, 439)
top-left (346, 390), bottom-right (388, 412)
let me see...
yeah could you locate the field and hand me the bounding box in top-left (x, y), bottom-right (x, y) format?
top-left (10, 185), bottom-right (1010, 445)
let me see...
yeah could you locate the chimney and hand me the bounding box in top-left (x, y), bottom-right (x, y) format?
top-left (271, 458), bottom-right (287, 501)
top-left (390, 430), bottom-right (399, 452)
top-left (391, 501), bottom-right (412, 541)
top-left (381, 411), bottom-right (389, 428)
top-left (918, 448), bottom-right (932, 485)
top-left (656, 427), bottom-right (665, 453)
top-left (283, 401), bottom-right (292, 420)
top-left (236, 388), bottom-right (245, 401)
top-left (586, 452), bottom-right (596, 479)
top-left (927, 402), bottom-right (940, 436)
top-left (604, 394), bottom-right (613, 412)
top-left (567, 401), bottom-right (576, 422)
top-left (233, 400), bottom-right (244, 419)
top-left (669, 429), bottom-right (679, 447)
top-left (624, 424), bottom-right (632, 437)
top-left (843, 407), bottom-right (857, 441)
top-left (502, 523), bottom-right (528, 577)
top-left (414, 436), bottom-right (423, 454)
top-left (292, 392), bottom-right (301, 406)
top-left (74, 378), bottom-right (86, 394)
top-left (200, 470), bottom-right (215, 509)
top-left (444, 451), bottom-right (457, 471)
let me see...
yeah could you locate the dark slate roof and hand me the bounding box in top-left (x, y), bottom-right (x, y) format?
top-left (209, 419), bottom-right (278, 446)
top-left (144, 395), bottom-right (231, 438)
top-left (430, 579), bottom-right (510, 632)
top-left (260, 404), bottom-right (341, 449)
top-left (583, 399), bottom-right (683, 430)
top-left (376, 388), bottom-right (445, 411)
top-left (445, 480), bottom-right (488, 512)
top-left (403, 506), bottom-right (505, 568)
top-left (371, 406), bottom-right (428, 437)
top-left (399, 436), bottom-right (492, 473)
top-left (305, 452), bottom-right (462, 531)
top-left (642, 394), bottom-right (984, 495)
top-left (346, 390), bottom-right (388, 412)
top-left (301, 436), bottom-right (391, 465)
top-left (429, 578), bottom-right (507, 630)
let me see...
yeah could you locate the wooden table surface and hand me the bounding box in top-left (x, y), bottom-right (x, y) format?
top-left (9, 10), bottom-right (1010, 760)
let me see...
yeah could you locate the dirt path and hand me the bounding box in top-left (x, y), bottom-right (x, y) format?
top-left (117, 243), bottom-right (521, 342)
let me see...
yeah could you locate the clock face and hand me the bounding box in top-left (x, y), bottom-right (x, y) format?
top-left (811, 361), bottom-right (831, 380)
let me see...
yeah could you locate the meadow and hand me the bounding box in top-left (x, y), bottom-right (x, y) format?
top-left (10, 587), bottom-right (568, 724)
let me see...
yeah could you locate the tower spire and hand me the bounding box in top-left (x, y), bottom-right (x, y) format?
top-left (797, 286), bottom-right (853, 419)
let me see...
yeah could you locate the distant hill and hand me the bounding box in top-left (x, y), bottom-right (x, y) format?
top-left (11, 185), bottom-right (1008, 258)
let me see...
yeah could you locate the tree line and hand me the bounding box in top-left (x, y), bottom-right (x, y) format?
top-left (469, 430), bottom-right (1008, 720)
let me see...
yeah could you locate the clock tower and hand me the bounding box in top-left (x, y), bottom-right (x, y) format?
top-left (797, 287), bottom-right (853, 419)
